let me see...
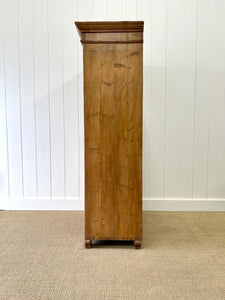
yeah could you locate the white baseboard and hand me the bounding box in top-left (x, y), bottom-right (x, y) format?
top-left (143, 198), bottom-right (225, 211)
top-left (0, 198), bottom-right (225, 211)
top-left (0, 197), bottom-right (84, 210)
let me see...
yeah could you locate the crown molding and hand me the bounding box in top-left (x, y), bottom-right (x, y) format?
top-left (75, 21), bottom-right (144, 39)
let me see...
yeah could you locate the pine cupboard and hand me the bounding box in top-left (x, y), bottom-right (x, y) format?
top-left (75, 21), bottom-right (144, 249)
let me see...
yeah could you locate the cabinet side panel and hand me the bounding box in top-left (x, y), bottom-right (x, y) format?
top-left (114, 42), bottom-right (143, 241)
top-left (99, 44), bottom-right (115, 239)
top-left (127, 44), bottom-right (143, 240)
top-left (84, 44), bottom-right (114, 240)
top-left (114, 43), bottom-right (129, 240)
top-left (84, 44), bottom-right (101, 239)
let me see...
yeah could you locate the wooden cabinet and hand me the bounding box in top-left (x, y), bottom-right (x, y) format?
top-left (75, 22), bottom-right (144, 249)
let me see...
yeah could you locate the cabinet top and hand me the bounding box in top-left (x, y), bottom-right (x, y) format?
top-left (75, 21), bottom-right (144, 39)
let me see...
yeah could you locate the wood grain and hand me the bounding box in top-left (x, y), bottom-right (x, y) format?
top-left (84, 43), bottom-right (102, 239)
top-left (127, 43), bottom-right (143, 239)
top-left (99, 44), bottom-right (115, 239)
top-left (77, 22), bottom-right (143, 244)
top-left (114, 41), bottom-right (129, 240)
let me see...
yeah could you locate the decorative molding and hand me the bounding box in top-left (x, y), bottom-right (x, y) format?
top-left (75, 21), bottom-right (144, 38)
top-left (81, 39), bottom-right (143, 44)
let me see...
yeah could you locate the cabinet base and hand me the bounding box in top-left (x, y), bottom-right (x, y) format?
top-left (85, 240), bottom-right (92, 248)
top-left (134, 240), bottom-right (141, 249)
top-left (84, 239), bottom-right (141, 249)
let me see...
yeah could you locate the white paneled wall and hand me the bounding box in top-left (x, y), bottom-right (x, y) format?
top-left (0, 0), bottom-right (225, 210)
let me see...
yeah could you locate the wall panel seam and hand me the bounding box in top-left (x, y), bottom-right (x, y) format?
top-left (163, 0), bottom-right (169, 201)
top-left (3, 44), bottom-right (10, 198)
top-left (17, 0), bottom-right (24, 198)
top-left (62, 0), bottom-right (66, 197)
top-left (192, 0), bottom-right (199, 200)
top-left (32, 0), bottom-right (38, 198)
top-left (47, 0), bottom-right (52, 198)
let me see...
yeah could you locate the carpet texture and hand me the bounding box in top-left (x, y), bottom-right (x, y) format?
top-left (0, 211), bottom-right (225, 300)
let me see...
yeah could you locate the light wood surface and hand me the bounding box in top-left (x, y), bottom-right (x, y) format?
top-left (76, 22), bottom-right (144, 247)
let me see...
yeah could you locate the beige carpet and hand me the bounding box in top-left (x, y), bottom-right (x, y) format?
top-left (0, 211), bottom-right (225, 300)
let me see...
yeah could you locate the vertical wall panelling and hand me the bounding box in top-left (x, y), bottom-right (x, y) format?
top-left (93, 0), bottom-right (107, 21)
top-left (122, 0), bottom-right (137, 20)
top-left (77, 0), bottom-right (93, 200)
top-left (107, 0), bottom-right (122, 20)
top-left (33, 0), bottom-right (51, 198)
top-left (177, 0), bottom-right (197, 199)
top-left (148, 0), bottom-right (168, 200)
top-left (19, 0), bottom-right (37, 198)
top-left (1, 0), bottom-right (225, 210)
top-left (207, 0), bottom-right (225, 199)
top-left (4, 0), bottom-right (23, 199)
top-left (48, 0), bottom-right (65, 197)
top-left (63, 0), bottom-right (80, 198)
top-left (164, 0), bottom-right (182, 199)
top-left (192, 0), bottom-right (213, 199)
top-left (138, 0), bottom-right (152, 200)
top-left (0, 37), bottom-right (9, 201)
top-left (136, 0), bottom-right (144, 20)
